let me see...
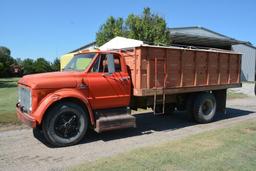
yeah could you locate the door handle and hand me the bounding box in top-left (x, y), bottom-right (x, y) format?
top-left (102, 73), bottom-right (120, 81)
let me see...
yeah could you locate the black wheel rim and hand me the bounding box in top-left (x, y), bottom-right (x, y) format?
top-left (202, 100), bottom-right (213, 116)
top-left (54, 112), bottom-right (80, 139)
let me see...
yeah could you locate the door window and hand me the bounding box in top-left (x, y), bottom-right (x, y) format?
top-left (113, 56), bottom-right (121, 72)
top-left (90, 54), bottom-right (121, 73)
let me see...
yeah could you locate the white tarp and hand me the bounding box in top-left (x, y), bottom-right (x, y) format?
top-left (99, 36), bottom-right (145, 50)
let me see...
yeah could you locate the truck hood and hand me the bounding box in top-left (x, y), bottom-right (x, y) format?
top-left (18, 72), bottom-right (82, 89)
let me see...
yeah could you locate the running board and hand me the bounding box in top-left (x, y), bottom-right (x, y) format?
top-left (94, 108), bottom-right (136, 133)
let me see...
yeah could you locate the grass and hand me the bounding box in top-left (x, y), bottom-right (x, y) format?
top-left (71, 119), bottom-right (256, 171)
top-left (0, 77), bottom-right (20, 125)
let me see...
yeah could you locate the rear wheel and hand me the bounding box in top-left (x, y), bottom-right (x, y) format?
top-left (254, 82), bottom-right (256, 95)
top-left (193, 93), bottom-right (216, 123)
top-left (42, 102), bottom-right (88, 147)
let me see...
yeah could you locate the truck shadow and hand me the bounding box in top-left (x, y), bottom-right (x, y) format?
top-left (35, 107), bottom-right (255, 147)
top-left (80, 107), bottom-right (255, 144)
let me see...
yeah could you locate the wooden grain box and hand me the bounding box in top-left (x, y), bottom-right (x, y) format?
top-left (123, 45), bottom-right (242, 96)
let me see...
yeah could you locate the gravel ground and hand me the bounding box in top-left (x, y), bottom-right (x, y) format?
top-left (229, 82), bottom-right (255, 97)
top-left (0, 97), bottom-right (256, 171)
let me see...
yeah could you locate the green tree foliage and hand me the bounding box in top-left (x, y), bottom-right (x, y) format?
top-left (22, 57), bottom-right (60, 75)
top-left (15, 58), bottom-right (23, 65)
top-left (0, 46), bottom-right (16, 77)
top-left (126, 8), bottom-right (171, 45)
top-left (0, 46), bottom-right (11, 56)
top-left (0, 63), bottom-right (3, 72)
top-left (96, 8), bottom-right (171, 46)
top-left (51, 58), bottom-right (60, 71)
top-left (22, 58), bottom-right (35, 75)
top-left (96, 16), bottom-right (126, 46)
top-left (33, 58), bottom-right (52, 73)
top-left (0, 46), bottom-right (61, 77)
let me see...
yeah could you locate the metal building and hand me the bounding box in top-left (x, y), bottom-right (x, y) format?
top-left (232, 44), bottom-right (256, 81)
top-left (170, 27), bottom-right (256, 82)
top-left (61, 26), bottom-right (256, 81)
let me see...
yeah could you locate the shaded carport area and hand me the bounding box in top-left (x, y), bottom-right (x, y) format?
top-left (170, 32), bottom-right (245, 50)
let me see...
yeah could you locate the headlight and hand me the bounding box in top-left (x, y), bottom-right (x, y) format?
top-left (29, 92), bottom-right (32, 112)
top-left (18, 87), bottom-right (21, 103)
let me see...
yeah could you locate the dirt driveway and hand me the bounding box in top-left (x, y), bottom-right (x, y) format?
top-left (1, 97), bottom-right (256, 171)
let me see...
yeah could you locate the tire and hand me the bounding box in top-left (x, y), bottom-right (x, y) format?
top-left (33, 126), bottom-right (49, 145)
top-left (33, 126), bottom-right (44, 140)
top-left (193, 92), bottom-right (216, 123)
top-left (42, 102), bottom-right (88, 147)
top-left (254, 83), bottom-right (256, 96)
top-left (33, 126), bottom-right (43, 138)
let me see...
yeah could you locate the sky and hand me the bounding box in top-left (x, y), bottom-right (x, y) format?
top-left (1, 0), bottom-right (256, 61)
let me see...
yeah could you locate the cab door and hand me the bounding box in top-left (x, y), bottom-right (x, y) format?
top-left (86, 53), bottom-right (131, 109)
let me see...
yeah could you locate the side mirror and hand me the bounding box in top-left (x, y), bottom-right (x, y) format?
top-left (106, 54), bottom-right (115, 74)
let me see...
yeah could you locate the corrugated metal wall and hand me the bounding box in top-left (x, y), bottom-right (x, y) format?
top-left (232, 44), bottom-right (256, 81)
top-left (171, 27), bottom-right (226, 39)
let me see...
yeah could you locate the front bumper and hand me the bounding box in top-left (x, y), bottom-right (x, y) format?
top-left (16, 104), bottom-right (36, 128)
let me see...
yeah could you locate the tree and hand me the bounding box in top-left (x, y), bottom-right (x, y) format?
top-left (51, 58), bottom-right (60, 71)
top-left (22, 58), bottom-right (35, 75)
top-left (0, 46), bottom-right (16, 77)
top-left (95, 8), bottom-right (171, 46)
top-left (0, 46), bottom-right (60, 76)
top-left (0, 46), bottom-right (11, 56)
top-left (0, 63), bottom-right (3, 72)
top-left (96, 16), bottom-right (126, 46)
top-left (126, 8), bottom-right (171, 45)
top-left (33, 58), bottom-right (52, 73)
top-left (21, 57), bottom-right (57, 75)
top-left (16, 58), bottom-right (23, 65)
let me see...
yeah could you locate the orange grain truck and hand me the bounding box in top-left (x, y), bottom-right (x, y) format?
top-left (17, 45), bottom-right (241, 146)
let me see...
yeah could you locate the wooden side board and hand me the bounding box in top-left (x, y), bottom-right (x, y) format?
top-left (133, 83), bottom-right (242, 96)
top-left (123, 45), bottom-right (242, 97)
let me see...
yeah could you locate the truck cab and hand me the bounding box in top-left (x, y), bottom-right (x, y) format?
top-left (17, 50), bottom-right (135, 147)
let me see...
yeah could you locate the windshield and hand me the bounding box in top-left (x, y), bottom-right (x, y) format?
top-left (63, 53), bottom-right (96, 72)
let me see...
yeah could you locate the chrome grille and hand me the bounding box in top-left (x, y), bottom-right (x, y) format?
top-left (18, 86), bottom-right (31, 113)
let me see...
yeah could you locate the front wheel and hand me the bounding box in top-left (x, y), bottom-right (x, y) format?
top-left (42, 102), bottom-right (88, 147)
